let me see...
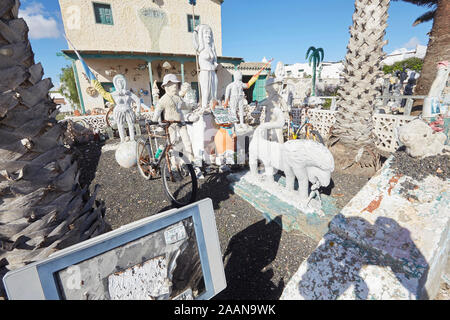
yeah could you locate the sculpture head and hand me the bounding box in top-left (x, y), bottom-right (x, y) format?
top-left (233, 70), bottom-right (243, 82)
top-left (306, 166), bottom-right (331, 188)
top-left (265, 77), bottom-right (282, 96)
top-left (113, 74), bottom-right (127, 95)
top-left (162, 74), bottom-right (180, 96)
top-left (194, 24), bottom-right (215, 52)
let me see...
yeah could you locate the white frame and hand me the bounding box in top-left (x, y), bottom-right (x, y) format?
top-left (3, 198), bottom-right (226, 300)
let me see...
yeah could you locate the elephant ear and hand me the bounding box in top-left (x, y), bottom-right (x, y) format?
top-left (283, 139), bottom-right (335, 172)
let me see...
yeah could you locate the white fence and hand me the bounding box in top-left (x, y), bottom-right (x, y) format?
top-left (62, 110), bottom-right (416, 154)
top-left (305, 109), bottom-right (416, 153)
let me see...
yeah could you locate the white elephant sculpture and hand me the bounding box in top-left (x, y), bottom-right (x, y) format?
top-left (249, 121), bottom-right (335, 206)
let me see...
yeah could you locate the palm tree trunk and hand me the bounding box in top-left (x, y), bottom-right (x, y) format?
top-left (329, 0), bottom-right (390, 173)
top-left (413, 0), bottom-right (450, 96)
top-left (0, 0), bottom-right (106, 298)
top-left (312, 62), bottom-right (317, 96)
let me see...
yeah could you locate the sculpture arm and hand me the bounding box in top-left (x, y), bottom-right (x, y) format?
top-left (152, 102), bottom-right (164, 124)
top-left (131, 93), bottom-right (141, 117)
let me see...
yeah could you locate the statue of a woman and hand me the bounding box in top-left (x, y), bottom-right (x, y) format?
top-left (193, 24), bottom-right (218, 112)
top-left (111, 74), bottom-right (141, 143)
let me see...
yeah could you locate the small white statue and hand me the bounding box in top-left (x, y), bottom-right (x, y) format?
top-left (193, 24), bottom-right (219, 112)
top-left (423, 61), bottom-right (449, 117)
top-left (257, 77), bottom-right (290, 143)
top-left (397, 119), bottom-right (449, 158)
top-left (152, 74), bottom-right (195, 163)
top-left (111, 74), bottom-right (141, 143)
top-left (152, 80), bottom-right (160, 106)
top-left (179, 82), bottom-right (198, 111)
top-left (224, 70), bottom-right (248, 128)
top-left (249, 120), bottom-right (335, 207)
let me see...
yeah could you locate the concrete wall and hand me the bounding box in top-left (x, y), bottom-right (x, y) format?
top-left (59, 0), bottom-right (223, 55)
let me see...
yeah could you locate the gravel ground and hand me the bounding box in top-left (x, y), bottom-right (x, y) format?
top-left (73, 138), bottom-right (447, 300)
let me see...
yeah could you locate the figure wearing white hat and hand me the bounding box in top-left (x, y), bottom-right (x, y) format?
top-left (152, 74), bottom-right (194, 163)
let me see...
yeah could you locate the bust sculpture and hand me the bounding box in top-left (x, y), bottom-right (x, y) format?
top-left (111, 74), bottom-right (141, 143)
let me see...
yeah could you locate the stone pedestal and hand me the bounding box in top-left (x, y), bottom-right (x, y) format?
top-left (227, 171), bottom-right (340, 240)
top-left (281, 156), bottom-right (449, 300)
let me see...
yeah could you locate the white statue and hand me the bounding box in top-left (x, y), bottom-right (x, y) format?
top-left (152, 74), bottom-right (195, 164)
top-left (193, 24), bottom-right (219, 112)
top-left (152, 80), bottom-right (160, 106)
top-left (423, 61), bottom-right (449, 117)
top-left (224, 70), bottom-right (248, 128)
top-left (249, 121), bottom-right (335, 207)
top-left (275, 61), bottom-right (285, 81)
top-left (111, 74), bottom-right (141, 143)
top-left (179, 82), bottom-right (198, 111)
top-left (257, 77), bottom-right (290, 143)
top-left (397, 119), bottom-right (449, 158)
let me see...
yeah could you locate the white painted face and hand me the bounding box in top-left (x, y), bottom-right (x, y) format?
top-left (113, 75), bottom-right (127, 91)
top-left (203, 28), bottom-right (212, 45)
top-left (165, 82), bottom-right (178, 96)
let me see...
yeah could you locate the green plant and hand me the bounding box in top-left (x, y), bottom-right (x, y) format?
top-left (305, 46), bottom-right (324, 96)
top-left (59, 64), bottom-right (80, 110)
top-left (383, 57), bottom-right (424, 74)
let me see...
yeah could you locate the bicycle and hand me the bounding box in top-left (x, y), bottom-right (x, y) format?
top-left (136, 119), bottom-right (198, 208)
top-left (287, 108), bottom-right (324, 144)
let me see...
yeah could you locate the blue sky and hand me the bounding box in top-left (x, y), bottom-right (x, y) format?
top-left (22, 0), bottom-right (433, 88)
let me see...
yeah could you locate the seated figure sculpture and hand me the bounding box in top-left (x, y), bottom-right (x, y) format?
top-left (111, 74), bottom-right (141, 143)
top-left (249, 120), bottom-right (335, 208)
top-left (152, 74), bottom-right (195, 165)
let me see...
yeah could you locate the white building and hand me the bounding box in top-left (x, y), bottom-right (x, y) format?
top-left (382, 44), bottom-right (427, 66)
top-left (284, 61), bottom-right (344, 79)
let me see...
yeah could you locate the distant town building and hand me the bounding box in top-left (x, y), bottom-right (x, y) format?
top-left (382, 44), bottom-right (427, 66)
top-left (58, 0), bottom-right (266, 113)
top-left (284, 61), bottom-right (344, 79)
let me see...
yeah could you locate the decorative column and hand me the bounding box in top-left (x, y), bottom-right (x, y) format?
top-left (181, 61), bottom-right (185, 83)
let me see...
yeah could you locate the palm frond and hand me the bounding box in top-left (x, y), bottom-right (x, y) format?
top-left (392, 0), bottom-right (437, 8)
top-left (306, 46), bottom-right (315, 59)
top-left (412, 9), bottom-right (436, 26)
top-left (317, 48), bottom-right (324, 63)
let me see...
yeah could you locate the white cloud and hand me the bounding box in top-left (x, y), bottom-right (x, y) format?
top-left (403, 37), bottom-right (421, 49)
top-left (19, 2), bottom-right (60, 39)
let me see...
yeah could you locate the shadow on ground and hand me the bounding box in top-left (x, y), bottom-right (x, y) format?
top-left (214, 216), bottom-right (284, 300)
top-left (296, 214), bottom-right (429, 299)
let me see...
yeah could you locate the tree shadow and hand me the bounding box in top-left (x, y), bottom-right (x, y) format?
top-left (73, 140), bottom-right (105, 189)
top-left (213, 216), bottom-right (284, 300)
top-left (296, 214), bottom-right (429, 300)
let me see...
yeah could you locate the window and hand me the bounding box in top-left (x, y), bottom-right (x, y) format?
top-left (187, 14), bottom-right (200, 32)
top-left (93, 2), bottom-right (113, 25)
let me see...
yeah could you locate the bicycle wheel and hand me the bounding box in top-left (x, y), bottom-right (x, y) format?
top-left (162, 156), bottom-right (197, 208)
top-left (136, 137), bottom-right (154, 180)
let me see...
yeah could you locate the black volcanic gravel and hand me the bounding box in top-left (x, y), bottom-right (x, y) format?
top-left (390, 148), bottom-right (450, 181)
